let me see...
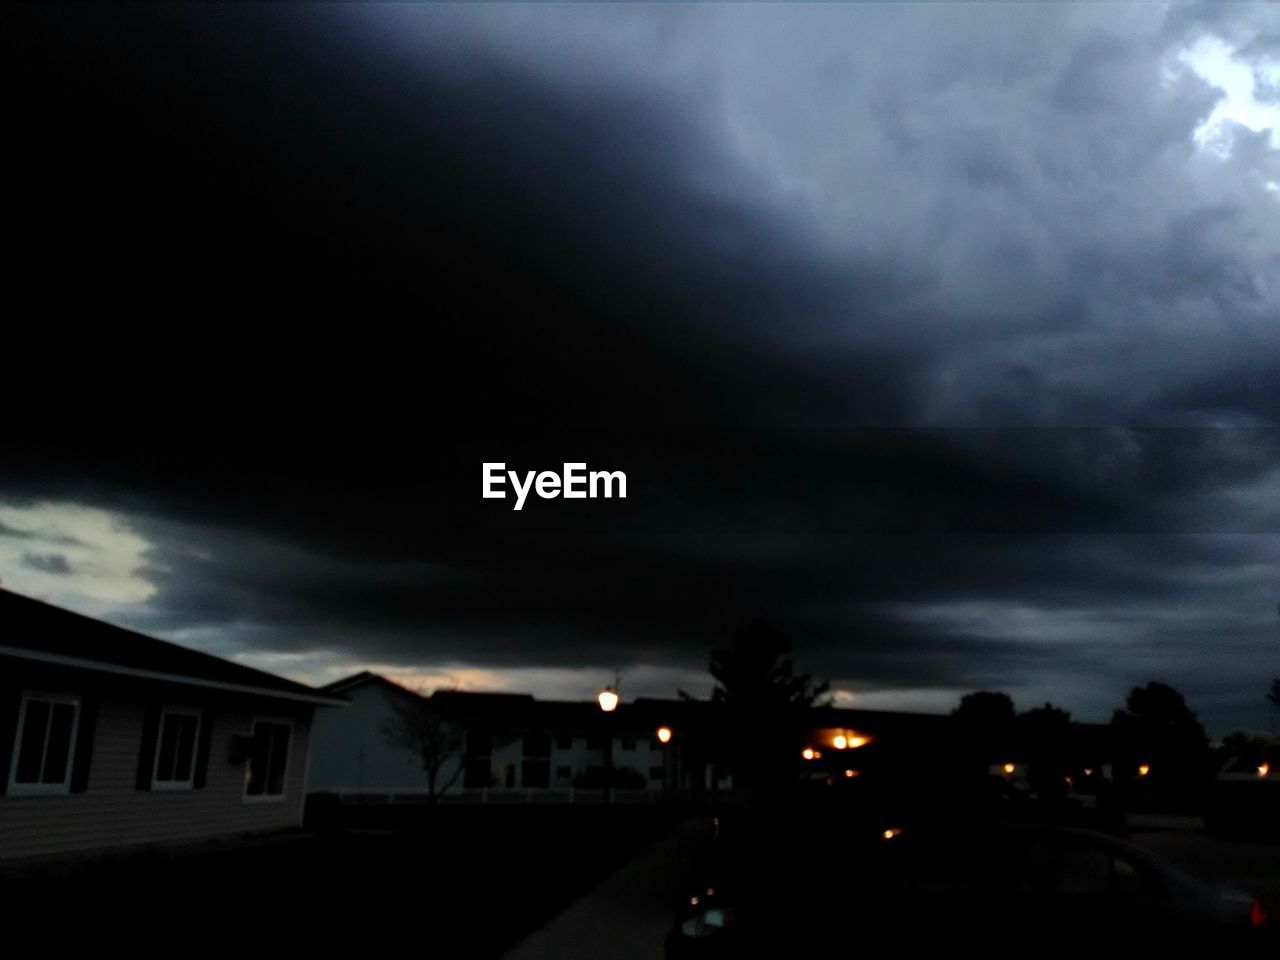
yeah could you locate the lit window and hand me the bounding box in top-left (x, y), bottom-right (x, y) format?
top-left (8, 693), bottom-right (79, 795)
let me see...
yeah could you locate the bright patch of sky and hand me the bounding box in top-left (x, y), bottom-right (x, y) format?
top-left (1178, 34), bottom-right (1280, 159)
top-left (0, 500), bottom-right (156, 617)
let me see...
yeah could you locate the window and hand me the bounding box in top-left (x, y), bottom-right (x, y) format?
top-left (521, 732), bottom-right (551, 788)
top-left (8, 693), bottom-right (79, 795)
top-left (245, 720), bottom-right (290, 799)
top-left (523, 733), bottom-right (551, 757)
top-left (152, 709), bottom-right (200, 790)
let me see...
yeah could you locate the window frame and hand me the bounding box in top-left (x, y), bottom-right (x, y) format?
top-left (7, 690), bottom-right (81, 797)
top-left (150, 706), bottom-right (202, 792)
top-left (242, 716), bottom-right (293, 803)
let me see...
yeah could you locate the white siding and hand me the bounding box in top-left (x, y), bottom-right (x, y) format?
top-left (308, 682), bottom-right (462, 794)
top-left (1, 695), bottom-right (312, 862)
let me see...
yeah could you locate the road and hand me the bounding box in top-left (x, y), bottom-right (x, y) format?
top-left (503, 817), bottom-right (714, 960)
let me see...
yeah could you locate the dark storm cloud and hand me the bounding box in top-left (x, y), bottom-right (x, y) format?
top-left (3, 4), bottom-right (1280, 732)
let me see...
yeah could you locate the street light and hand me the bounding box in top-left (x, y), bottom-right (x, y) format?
top-left (656, 726), bottom-right (674, 801)
top-left (598, 674), bottom-right (620, 804)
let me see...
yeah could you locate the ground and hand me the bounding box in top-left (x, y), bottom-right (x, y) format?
top-left (5, 809), bottom-right (1277, 958)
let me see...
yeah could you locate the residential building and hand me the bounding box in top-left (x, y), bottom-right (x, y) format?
top-left (0, 588), bottom-right (342, 862)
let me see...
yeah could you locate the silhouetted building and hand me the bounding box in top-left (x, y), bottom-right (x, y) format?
top-left (0, 589), bottom-right (342, 863)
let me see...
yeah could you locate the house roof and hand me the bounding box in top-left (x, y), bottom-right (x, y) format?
top-left (321, 670), bottom-right (423, 699)
top-left (0, 588), bottom-right (343, 706)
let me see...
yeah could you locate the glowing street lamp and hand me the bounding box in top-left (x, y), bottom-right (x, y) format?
top-left (598, 673), bottom-right (620, 805)
top-left (1003, 763), bottom-right (1016, 775)
top-left (1258, 763), bottom-right (1270, 778)
top-left (1138, 764), bottom-right (1151, 777)
top-left (657, 726), bottom-right (673, 744)
top-left (833, 735), bottom-right (848, 750)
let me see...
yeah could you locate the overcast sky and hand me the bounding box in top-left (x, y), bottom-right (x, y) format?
top-left (3, 3), bottom-right (1280, 734)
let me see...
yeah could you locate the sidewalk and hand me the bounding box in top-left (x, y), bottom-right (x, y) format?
top-left (503, 817), bottom-right (714, 960)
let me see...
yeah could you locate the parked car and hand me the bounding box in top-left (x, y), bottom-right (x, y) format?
top-left (667, 819), bottom-right (1270, 958)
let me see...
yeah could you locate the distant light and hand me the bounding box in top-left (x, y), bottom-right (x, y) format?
top-left (690, 896), bottom-right (699, 906)
top-left (833, 735), bottom-right (848, 750)
top-left (597, 689), bottom-right (619, 713)
top-left (883, 827), bottom-right (904, 840)
top-left (1084, 768), bottom-right (1094, 777)
top-left (657, 726), bottom-right (673, 744)
top-left (1250, 898), bottom-right (1268, 929)
top-left (1138, 764), bottom-right (1150, 777)
top-left (1003, 763), bottom-right (1016, 775)
top-left (802, 747), bottom-right (815, 760)
top-left (847, 736), bottom-right (869, 749)
top-left (1259, 763), bottom-right (1270, 778)
top-left (844, 769), bottom-right (857, 779)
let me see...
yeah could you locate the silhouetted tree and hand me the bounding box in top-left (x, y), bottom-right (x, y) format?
top-left (709, 619), bottom-right (828, 799)
top-left (952, 691), bottom-right (1017, 769)
top-left (1269, 678), bottom-right (1280, 712)
top-left (383, 698), bottom-right (468, 803)
top-left (1017, 702), bottom-right (1072, 799)
top-left (1111, 682), bottom-right (1210, 800)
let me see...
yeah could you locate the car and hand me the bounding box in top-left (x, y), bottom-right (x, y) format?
top-left (667, 818), bottom-right (1271, 958)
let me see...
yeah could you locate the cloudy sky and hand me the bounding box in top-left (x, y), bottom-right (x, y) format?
top-left (3, 3), bottom-right (1280, 734)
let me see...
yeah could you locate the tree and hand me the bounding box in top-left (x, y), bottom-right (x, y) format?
top-left (382, 697), bottom-right (468, 803)
top-left (708, 619), bottom-right (829, 798)
top-left (952, 691), bottom-right (1017, 769)
top-left (1269, 678), bottom-right (1280, 712)
top-left (1017, 702), bottom-right (1072, 799)
top-left (1111, 682), bottom-right (1210, 795)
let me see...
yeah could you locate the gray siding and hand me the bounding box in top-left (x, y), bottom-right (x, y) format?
top-left (2, 694), bottom-right (312, 861)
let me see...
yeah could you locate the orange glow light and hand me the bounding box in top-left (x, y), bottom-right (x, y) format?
top-left (833, 735), bottom-right (848, 750)
top-left (1003, 763), bottom-right (1016, 775)
top-left (1138, 764), bottom-right (1150, 777)
top-left (657, 726), bottom-right (673, 744)
top-left (883, 827), bottom-right (904, 840)
top-left (844, 769), bottom-right (857, 779)
top-left (802, 748), bottom-right (815, 760)
top-left (1258, 763), bottom-right (1270, 778)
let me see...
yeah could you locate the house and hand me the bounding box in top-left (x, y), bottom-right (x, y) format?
top-left (308, 671), bottom-right (725, 801)
top-left (0, 588), bottom-right (342, 862)
top-left (306, 671), bottom-right (460, 795)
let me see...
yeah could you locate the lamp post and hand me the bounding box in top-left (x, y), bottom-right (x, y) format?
top-left (657, 726), bottom-right (673, 802)
top-left (598, 673), bottom-right (619, 805)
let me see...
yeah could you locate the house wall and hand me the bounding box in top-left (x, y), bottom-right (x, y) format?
top-left (1, 691), bottom-right (312, 862)
top-left (308, 681), bottom-right (463, 794)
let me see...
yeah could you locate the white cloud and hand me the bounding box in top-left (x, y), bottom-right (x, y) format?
top-left (1179, 33), bottom-right (1280, 153)
top-left (0, 500), bottom-right (157, 616)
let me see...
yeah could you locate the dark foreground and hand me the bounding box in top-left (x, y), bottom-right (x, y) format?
top-left (4, 806), bottom-right (688, 957)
